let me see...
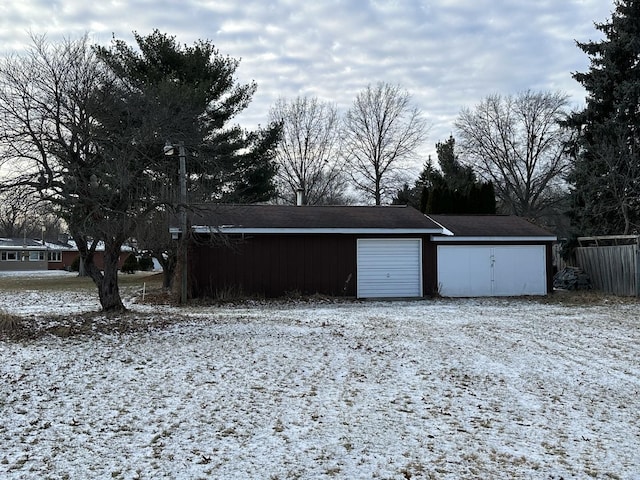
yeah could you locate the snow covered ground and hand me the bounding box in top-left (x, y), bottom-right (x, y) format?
top-left (1, 281), bottom-right (639, 479)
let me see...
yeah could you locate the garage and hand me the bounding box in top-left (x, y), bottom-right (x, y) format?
top-left (429, 214), bottom-right (556, 297)
top-left (179, 204), bottom-right (442, 298)
top-left (437, 245), bottom-right (547, 296)
top-left (176, 205), bottom-right (555, 300)
top-left (357, 238), bottom-right (423, 298)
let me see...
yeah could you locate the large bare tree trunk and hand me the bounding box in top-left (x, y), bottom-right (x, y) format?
top-left (96, 241), bottom-right (126, 311)
top-left (76, 235), bottom-right (126, 312)
top-left (154, 253), bottom-right (176, 290)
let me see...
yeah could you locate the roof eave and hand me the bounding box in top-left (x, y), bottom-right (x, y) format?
top-left (190, 226), bottom-right (444, 235)
top-left (431, 235), bottom-right (557, 242)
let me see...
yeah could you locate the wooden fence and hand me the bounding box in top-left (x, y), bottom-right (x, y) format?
top-left (575, 237), bottom-right (640, 296)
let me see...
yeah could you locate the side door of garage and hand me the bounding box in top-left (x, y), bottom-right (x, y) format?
top-left (357, 238), bottom-right (423, 298)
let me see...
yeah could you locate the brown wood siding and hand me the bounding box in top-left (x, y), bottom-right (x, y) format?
top-left (48, 251), bottom-right (79, 270)
top-left (424, 241), bottom-right (438, 295)
top-left (545, 243), bottom-right (554, 294)
top-left (189, 234), bottom-right (357, 298)
top-left (189, 233), bottom-right (435, 298)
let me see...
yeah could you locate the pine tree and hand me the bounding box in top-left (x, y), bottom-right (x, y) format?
top-left (422, 137), bottom-right (495, 214)
top-left (392, 136), bottom-right (496, 214)
top-left (435, 136), bottom-right (476, 193)
top-left (566, 0), bottom-right (640, 234)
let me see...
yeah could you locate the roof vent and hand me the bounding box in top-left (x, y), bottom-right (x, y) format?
top-left (296, 188), bottom-right (305, 206)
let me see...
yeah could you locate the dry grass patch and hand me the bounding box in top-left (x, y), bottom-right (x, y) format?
top-left (541, 289), bottom-right (640, 306)
top-left (0, 271), bottom-right (163, 293)
top-left (0, 309), bottom-right (22, 332)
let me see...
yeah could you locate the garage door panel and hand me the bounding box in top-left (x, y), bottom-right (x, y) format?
top-left (492, 246), bottom-right (546, 296)
top-left (437, 246), bottom-right (493, 296)
top-left (437, 244), bottom-right (547, 297)
top-left (357, 239), bottom-right (422, 298)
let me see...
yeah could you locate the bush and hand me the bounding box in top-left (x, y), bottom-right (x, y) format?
top-left (0, 309), bottom-right (22, 332)
top-left (70, 255), bottom-right (80, 272)
top-left (138, 255), bottom-right (154, 271)
top-left (122, 253), bottom-right (138, 274)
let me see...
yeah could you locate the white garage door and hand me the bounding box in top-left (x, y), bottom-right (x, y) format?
top-left (357, 239), bottom-right (422, 298)
top-left (437, 245), bottom-right (547, 297)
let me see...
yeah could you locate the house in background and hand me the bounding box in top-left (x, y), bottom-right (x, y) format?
top-left (0, 236), bottom-right (130, 272)
top-left (172, 204), bottom-right (557, 299)
top-left (0, 238), bottom-right (50, 271)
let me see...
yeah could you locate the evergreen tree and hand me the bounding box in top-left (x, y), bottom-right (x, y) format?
top-left (392, 183), bottom-right (421, 208)
top-left (95, 31), bottom-right (280, 293)
top-left (391, 155), bottom-right (441, 209)
top-left (392, 136), bottom-right (496, 214)
top-left (421, 137), bottom-right (495, 214)
top-left (479, 182), bottom-right (497, 214)
top-left (435, 136), bottom-right (476, 193)
top-left (566, 0), bottom-right (640, 234)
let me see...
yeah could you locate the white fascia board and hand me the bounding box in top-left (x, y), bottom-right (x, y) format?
top-left (424, 216), bottom-right (455, 236)
top-left (191, 226), bottom-right (444, 235)
top-left (431, 235), bottom-right (557, 242)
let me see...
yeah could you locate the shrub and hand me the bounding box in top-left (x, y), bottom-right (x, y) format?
top-left (138, 255), bottom-right (154, 271)
top-left (213, 284), bottom-right (246, 302)
top-left (70, 255), bottom-right (80, 272)
top-left (122, 253), bottom-right (139, 274)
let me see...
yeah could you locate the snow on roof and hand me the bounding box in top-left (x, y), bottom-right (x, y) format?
top-left (0, 238), bottom-right (134, 252)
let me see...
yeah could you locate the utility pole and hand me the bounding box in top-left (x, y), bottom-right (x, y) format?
top-left (165, 140), bottom-right (188, 304)
top-left (178, 142), bottom-right (188, 304)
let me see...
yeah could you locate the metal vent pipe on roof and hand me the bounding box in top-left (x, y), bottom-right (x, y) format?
top-left (296, 188), bottom-right (305, 206)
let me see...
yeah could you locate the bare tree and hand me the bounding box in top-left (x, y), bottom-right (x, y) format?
top-left (0, 32), bottom-right (277, 311)
top-left (0, 186), bottom-right (40, 237)
top-left (342, 83), bottom-right (427, 205)
top-left (269, 96), bottom-right (349, 205)
top-left (0, 35), bottom-right (144, 310)
top-left (132, 208), bottom-right (177, 290)
top-left (0, 185), bottom-right (65, 239)
top-left (455, 90), bottom-right (571, 219)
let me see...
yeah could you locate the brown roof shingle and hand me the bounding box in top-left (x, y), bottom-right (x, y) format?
top-left (428, 214), bottom-right (556, 238)
top-left (183, 204), bottom-right (442, 231)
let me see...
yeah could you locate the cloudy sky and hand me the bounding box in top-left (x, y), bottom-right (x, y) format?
top-left (0, 0), bottom-right (613, 170)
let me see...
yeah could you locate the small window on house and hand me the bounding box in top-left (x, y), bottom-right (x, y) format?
top-left (29, 251), bottom-right (46, 261)
top-left (48, 251), bottom-right (62, 262)
top-left (1, 251), bottom-right (19, 261)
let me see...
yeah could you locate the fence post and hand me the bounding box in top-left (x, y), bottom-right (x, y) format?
top-left (636, 237), bottom-right (640, 297)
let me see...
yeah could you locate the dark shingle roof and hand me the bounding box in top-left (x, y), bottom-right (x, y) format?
top-left (428, 214), bottom-right (556, 238)
top-left (183, 204), bottom-right (442, 232)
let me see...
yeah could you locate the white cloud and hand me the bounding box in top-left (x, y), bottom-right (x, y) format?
top-left (0, 0), bottom-right (614, 169)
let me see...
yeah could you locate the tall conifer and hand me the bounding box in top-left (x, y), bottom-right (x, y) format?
top-left (567, 1), bottom-right (640, 234)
